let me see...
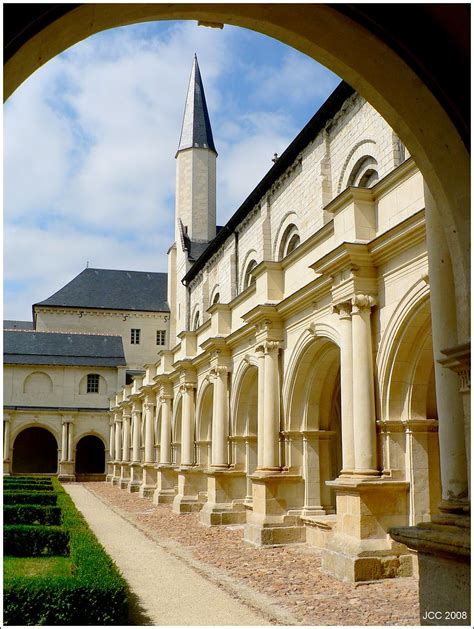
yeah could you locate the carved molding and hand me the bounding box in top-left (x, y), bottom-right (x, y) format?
top-left (179, 382), bottom-right (195, 394)
top-left (351, 293), bottom-right (377, 313)
top-left (332, 301), bottom-right (352, 320)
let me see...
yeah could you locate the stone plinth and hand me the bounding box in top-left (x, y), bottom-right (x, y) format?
top-left (58, 461), bottom-right (75, 482)
top-left (321, 478), bottom-right (413, 581)
top-left (153, 465), bottom-right (178, 504)
top-left (119, 463), bottom-right (131, 489)
top-left (127, 462), bottom-right (142, 492)
top-left (200, 469), bottom-right (247, 526)
top-left (244, 472), bottom-right (306, 546)
top-left (139, 463), bottom-right (157, 498)
top-left (172, 467), bottom-right (207, 513)
top-left (390, 514), bottom-right (470, 625)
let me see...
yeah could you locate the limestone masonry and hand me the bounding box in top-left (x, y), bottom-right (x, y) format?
top-left (3, 55), bottom-right (469, 596)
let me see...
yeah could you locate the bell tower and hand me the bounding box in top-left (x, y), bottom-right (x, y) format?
top-left (175, 54), bottom-right (217, 243)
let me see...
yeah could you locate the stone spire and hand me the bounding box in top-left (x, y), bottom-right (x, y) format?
top-left (177, 54), bottom-right (217, 155)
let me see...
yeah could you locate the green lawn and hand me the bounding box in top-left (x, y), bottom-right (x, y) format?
top-left (4, 556), bottom-right (74, 579)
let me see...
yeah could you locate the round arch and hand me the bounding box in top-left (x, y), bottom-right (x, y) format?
top-left (4, 5), bottom-right (469, 338)
top-left (75, 434), bottom-right (106, 474)
top-left (12, 426), bottom-right (58, 474)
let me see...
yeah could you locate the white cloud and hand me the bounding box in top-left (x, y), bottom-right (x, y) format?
top-left (4, 21), bottom-right (340, 320)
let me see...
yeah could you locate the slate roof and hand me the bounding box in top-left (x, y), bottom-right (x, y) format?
top-left (177, 54), bottom-right (217, 155)
top-left (4, 330), bottom-right (126, 367)
top-left (4, 320), bottom-right (33, 330)
top-left (34, 268), bottom-right (169, 312)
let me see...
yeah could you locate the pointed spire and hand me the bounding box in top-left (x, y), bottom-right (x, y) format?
top-left (177, 55), bottom-right (217, 155)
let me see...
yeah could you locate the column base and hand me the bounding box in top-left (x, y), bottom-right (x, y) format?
top-left (58, 461), bottom-right (75, 482)
top-left (390, 514), bottom-right (470, 625)
top-left (320, 477), bottom-right (413, 582)
top-left (139, 463), bottom-right (157, 498)
top-left (243, 472), bottom-right (306, 547)
top-left (119, 463), bottom-right (131, 489)
top-left (127, 462), bottom-right (142, 492)
top-left (172, 467), bottom-right (207, 514)
top-left (200, 469), bottom-right (247, 526)
top-left (153, 465), bottom-right (178, 504)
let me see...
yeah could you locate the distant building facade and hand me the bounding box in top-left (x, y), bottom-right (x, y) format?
top-left (4, 56), bottom-right (454, 583)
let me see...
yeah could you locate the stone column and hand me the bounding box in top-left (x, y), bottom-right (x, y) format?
top-left (109, 418), bottom-right (115, 461)
top-left (122, 413), bottom-right (131, 462)
top-left (143, 400), bottom-right (155, 464)
top-left (3, 417), bottom-right (11, 474)
top-left (61, 421), bottom-right (68, 463)
top-left (351, 294), bottom-right (378, 476)
top-left (334, 301), bottom-right (355, 474)
top-left (256, 346), bottom-right (265, 468)
top-left (3, 418), bottom-right (11, 461)
top-left (67, 421), bottom-right (73, 462)
top-left (131, 404), bottom-right (142, 464)
top-left (114, 415), bottom-right (122, 462)
top-left (302, 432), bottom-right (324, 514)
top-left (159, 395), bottom-right (172, 464)
top-left (425, 186), bottom-right (468, 509)
top-left (211, 366), bottom-right (229, 467)
top-left (180, 383), bottom-right (195, 466)
top-left (262, 341), bottom-right (281, 470)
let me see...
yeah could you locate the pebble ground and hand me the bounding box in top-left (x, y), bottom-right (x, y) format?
top-left (84, 482), bottom-right (420, 626)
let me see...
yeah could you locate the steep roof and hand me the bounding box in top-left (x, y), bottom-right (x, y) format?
top-left (4, 320), bottom-right (33, 330)
top-left (177, 54), bottom-right (217, 155)
top-left (4, 330), bottom-right (126, 367)
top-left (34, 268), bottom-right (169, 313)
top-left (183, 80), bottom-right (355, 284)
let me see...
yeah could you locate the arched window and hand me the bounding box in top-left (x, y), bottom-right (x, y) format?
top-left (242, 259), bottom-right (257, 290)
top-left (347, 155), bottom-right (379, 188)
top-left (79, 373), bottom-right (105, 395)
top-left (193, 311), bottom-right (200, 331)
top-left (278, 224), bottom-right (300, 260)
top-left (212, 292), bottom-right (220, 305)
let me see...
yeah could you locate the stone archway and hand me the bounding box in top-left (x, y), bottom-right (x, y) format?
top-left (75, 434), bottom-right (106, 475)
top-left (3, 5), bottom-right (469, 342)
top-left (12, 426), bottom-right (58, 474)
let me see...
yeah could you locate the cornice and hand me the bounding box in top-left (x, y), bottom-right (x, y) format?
top-left (368, 209), bottom-right (425, 266)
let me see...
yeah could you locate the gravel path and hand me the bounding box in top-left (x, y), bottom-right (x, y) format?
top-left (80, 482), bottom-right (420, 626)
top-left (65, 484), bottom-right (271, 626)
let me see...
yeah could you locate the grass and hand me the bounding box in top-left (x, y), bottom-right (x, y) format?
top-left (3, 556), bottom-right (74, 579)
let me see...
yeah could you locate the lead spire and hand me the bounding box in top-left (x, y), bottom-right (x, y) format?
top-left (177, 55), bottom-right (217, 155)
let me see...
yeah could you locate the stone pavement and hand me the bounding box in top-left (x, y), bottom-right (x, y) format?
top-left (73, 482), bottom-right (420, 626)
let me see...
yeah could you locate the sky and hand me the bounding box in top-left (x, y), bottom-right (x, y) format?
top-left (4, 20), bottom-right (341, 321)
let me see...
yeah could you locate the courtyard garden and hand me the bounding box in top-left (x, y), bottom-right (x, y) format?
top-left (3, 476), bottom-right (129, 625)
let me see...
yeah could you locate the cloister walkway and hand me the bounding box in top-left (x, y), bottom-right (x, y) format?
top-left (66, 483), bottom-right (420, 626)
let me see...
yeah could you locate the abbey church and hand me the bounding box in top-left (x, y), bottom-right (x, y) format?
top-left (3, 56), bottom-right (468, 586)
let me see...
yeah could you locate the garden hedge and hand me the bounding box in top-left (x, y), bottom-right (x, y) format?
top-left (4, 491), bottom-right (57, 506)
top-left (4, 504), bottom-right (62, 526)
top-left (4, 478), bottom-right (129, 625)
top-left (4, 525), bottom-right (70, 557)
top-left (3, 483), bottom-right (55, 492)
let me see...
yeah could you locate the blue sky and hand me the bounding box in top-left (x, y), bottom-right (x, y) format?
top-left (4, 20), bottom-right (340, 320)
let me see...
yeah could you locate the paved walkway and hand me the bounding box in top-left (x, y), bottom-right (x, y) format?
top-left (65, 484), bottom-right (273, 626)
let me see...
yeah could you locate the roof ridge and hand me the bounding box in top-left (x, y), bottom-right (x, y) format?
top-left (4, 329), bottom-right (122, 337)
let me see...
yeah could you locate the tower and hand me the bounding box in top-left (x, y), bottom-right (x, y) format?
top-left (168, 55), bottom-right (217, 343)
top-left (175, 54), bottom-right (217, 243)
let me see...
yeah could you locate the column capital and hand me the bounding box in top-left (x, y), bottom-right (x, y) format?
top-left (439, 342), bottom-right (471, 392)
top-left (256, 340), bottom-right (281, 355)
top-left (158, 393), bottom-right (173, 403)
top-left (351, 294), bottom-right (377, 314)
top-left (332, 300), bottom-right (352, 319)
top-left (143, 401), bottom-right (155, 413)
top-left (179, 382), bottom-right (195, 394)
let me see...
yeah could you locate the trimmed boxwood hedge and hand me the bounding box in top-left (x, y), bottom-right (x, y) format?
top-left (3, 483), bottom-right (55, 492)
top-left (4, 525), bottom-right (70, 557)
top-left (4, 491), bottom-right (57, 506)
top-left (4, 478), bottom-right (129, 625)
top-left (4, 505), bottom-right (62, 526)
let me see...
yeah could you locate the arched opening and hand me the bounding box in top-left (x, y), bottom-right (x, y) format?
top-left (242, 259), bottom-right (257, 290)
top-left (287, 337), bottom-right (342, 513)
top-left (347, 155), bottom-right (379, 188)
top-left (12, 426), bottom-right (58, 474)
top-left (278, 224), bottom-right (300, 260)
top-left (172, 397), bottom-right (183, 465)
top-left (232, 364), bottom-right (258, 501)
top-left (196, 383), bottom-right (213, 467)
top-left (75, 435), bottom-right (105, 475)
